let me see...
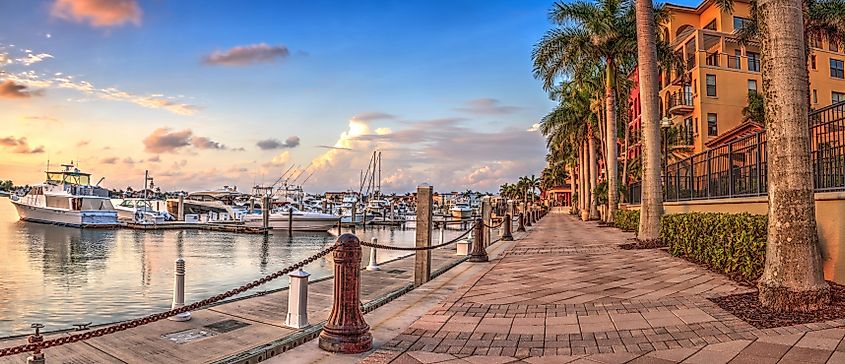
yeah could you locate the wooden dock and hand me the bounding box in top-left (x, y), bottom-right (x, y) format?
top-left (0, 244), bottom-right (470, 364)
top-left (122, 221), bottom-right (269, 234)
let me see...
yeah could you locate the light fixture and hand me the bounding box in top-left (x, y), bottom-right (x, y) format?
top-left (660, 117), bottom-right (673, 129)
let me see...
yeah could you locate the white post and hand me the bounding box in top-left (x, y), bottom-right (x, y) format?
top-left (456, 230), bottom-right (472, 256)
top-left (439, 222), bottom-right (445, 245)
top-left (366, 238), bottom-right (381, 271)
top-left (285, 268), bottom-right (310, 329)
top-left (168, 258), bottom-right (191, 321)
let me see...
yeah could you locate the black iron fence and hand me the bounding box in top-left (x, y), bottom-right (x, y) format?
top-left (628, 101), bottom-right (845, 204)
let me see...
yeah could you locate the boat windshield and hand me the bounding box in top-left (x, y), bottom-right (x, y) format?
top-left (46, 172), bottom-right (90, 186)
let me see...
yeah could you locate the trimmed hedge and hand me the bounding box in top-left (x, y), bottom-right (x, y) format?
top-left (662, 212), bottom-right (767, 283)
top-left (613, 209), bottom-right (639, 233)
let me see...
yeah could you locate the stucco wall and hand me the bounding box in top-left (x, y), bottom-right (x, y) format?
top-left (622, 192), bottom-right (845, 284)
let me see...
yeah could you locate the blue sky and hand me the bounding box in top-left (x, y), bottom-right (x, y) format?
top-left (0, 0), bottom-right (697, 193)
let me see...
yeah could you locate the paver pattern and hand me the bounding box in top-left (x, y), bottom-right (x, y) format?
top-left (363, 210), bottom-right (845, 363)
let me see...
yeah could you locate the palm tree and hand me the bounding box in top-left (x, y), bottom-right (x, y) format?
top-left (534, 0), bottom-right (639, 224)
top-left (527, 175), bottom-right (541, 202)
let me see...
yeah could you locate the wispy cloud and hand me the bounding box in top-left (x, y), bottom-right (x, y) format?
top-left (100, 157), bottom-right (118, 164)
top-left (0, 80), bottom-right (43, 98)
top-left (0, 136), bottom-right (45, 154)
top-left (203, 43), bottom-right (290, 66)
top-left (192, 136), bottom-right (226, 150)
top-left (455, 98), bottom-right (521, 115)
top-left (316, 145), bottom-right (353, 151)
top-left (352, 112), bottom-right (397, 122)
top-left (257, 136), bottom-right (300, 150)
top-left (51, 0), bottom-right (142, 27)
top-left (23, 115), bottom-right (59, 123)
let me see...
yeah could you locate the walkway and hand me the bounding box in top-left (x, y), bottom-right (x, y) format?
top-left (360, 211), bottom-right (845, 363)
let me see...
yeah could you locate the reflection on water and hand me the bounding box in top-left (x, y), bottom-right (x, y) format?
top-left (0, 201), bottom-right (464, 337)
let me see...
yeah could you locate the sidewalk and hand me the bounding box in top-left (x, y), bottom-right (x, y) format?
top-left (357, 211), bottom-right (845, 363)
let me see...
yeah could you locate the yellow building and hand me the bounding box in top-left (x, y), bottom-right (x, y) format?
top-left (652, 0), bottom-right (845, 154)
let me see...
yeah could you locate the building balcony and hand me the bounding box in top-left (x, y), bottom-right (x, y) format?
top-left (667, 91), bottom-right (694, 115)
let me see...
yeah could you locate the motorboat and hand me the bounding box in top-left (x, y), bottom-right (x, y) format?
top-left (166, 187), bottom-right (246, 222)
top-left (113, 198), bottom-right (172, 224)
top-left (243, 205), bottom-right (340, 231)
top-left (449, 203), bottom-right (473, 219)
top-left (365, 199), bottom-right (388, 216)
top-left (9, 163), bottom-right (118, 227)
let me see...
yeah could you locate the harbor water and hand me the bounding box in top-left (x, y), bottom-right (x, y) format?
top-left (0, 201), bottom-right (467, 337)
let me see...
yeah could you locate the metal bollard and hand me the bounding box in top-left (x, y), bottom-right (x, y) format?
top-left (319, 234), bottom-right (372, 353)
top-left (517, 213), bottom-right (526, 232)
top-left (168, 258), bottom-right (191, 322)
top-left (26, 323), bottom-right (44, 364)
top-left (501, 213), bottom-right (513, 241)
top-left (525, 209), bottom-right (533, 227)
top-left (285, 268), bottom-right (310, 328)
top-left (366, 238), bottom-right (381, 271)
top-left (468, 219), bottom-right (488, 262)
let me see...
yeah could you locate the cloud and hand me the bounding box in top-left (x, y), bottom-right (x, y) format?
top-left (256, 136), bottom-right (300, 150)
top-left (527, 123), bottom-right (541, 132)
top-left (76, 140), bottom-right (90, 147)
top-left (0, 136), bottom-right (45, 154)
top-left (0, 80), bottom-right (43, 98)
top-left (270, 151), bottom-right (290, 165)
top-left (192, 136), bottom-right (226, 150)
top-left (100, 157), bottom-right (118, 164)
top-left (455, 98), bottom-right (521, 115)
top-left (352, 112), bottom-right (396, 122)
top-left (51, 0), bottom-right (142, 27)
top-left (202, 43), bottom-right (290, 66)
top-left (316, 145), bottom-right (353, 151)
top-left (23, 115), bottom-right (59, 123)
top-left (147, 155), bottom-right (161, 162)
top-left (142, 128), bottom-right (192, 153)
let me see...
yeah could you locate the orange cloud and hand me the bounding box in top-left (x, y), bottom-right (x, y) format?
top-left (0, 80), bottom-right (42, 98)
top-left (0, 136), bottom-right (45, 154)
top-left (51, 0), bottom-right (142, 27)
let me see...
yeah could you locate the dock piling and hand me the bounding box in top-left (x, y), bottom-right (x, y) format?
top-left (285, 268), bottom-right (310, 329)
top-left (168, 258), bottom-right (191, 322)
top-left (481, 197), bottom-right (491, 247)
top-left (288, 208), bottom-right (293, 237)
top-left (502, 213), bottom-right (513, 241)
top-left (262, 196), bottom-right (270, 233)
top-left (517, 212), bottom-right (526, 232)
top-left (366, 238), bottom-right (381, 271)
top-left (414, 184), bottom-right (433, 287)
top-left (468, 219), bottom-right (488, 262)
top-left (318, 234), bottom-right (372, 353)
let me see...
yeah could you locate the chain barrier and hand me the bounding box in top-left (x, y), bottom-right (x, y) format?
top-left (0, 243), bottom-right (340, 358)
top-left (482, 218), bottom-right (506, 229)
top-left (360, 222), bottom-right (477, 251)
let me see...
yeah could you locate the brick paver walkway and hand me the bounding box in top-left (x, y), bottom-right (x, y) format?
top-left (362, 210), bottom-right (845, 363)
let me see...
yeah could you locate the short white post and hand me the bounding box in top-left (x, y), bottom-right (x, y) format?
top-left (285, 268), bottom-right (310, 329)
top-left (456, 230), bottom-right (471, 256)
top-left (168, 258), bottom-right (191, 322)
top-left (366, 238), bottom-right (381, 271)
top-left (439, 223), bottom-right (445, 245)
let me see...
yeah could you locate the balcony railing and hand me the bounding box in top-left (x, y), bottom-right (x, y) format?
top-left (667, 91), bottom-right (694, 115)
top-left (627, 101), bottom-right (845, 204)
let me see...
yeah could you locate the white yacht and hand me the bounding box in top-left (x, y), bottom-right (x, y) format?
top-left (113, 198), bottom-right (172, 224)
top-left (365, 199), bottom-right (388, 216)
top-left (9, 163), bottom-right (118, 227)
top-left (243, 205), bottom-right (340, 231)
top-left (449, 203), bottom-right (473, 219)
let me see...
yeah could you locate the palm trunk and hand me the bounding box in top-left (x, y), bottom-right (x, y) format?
top-left (757, 0), bottom-right (829, 311)
top-left (588, 126), bottom-right (600, 220)
top-left (606, 59), bottom-right (618, 223)
top-left (580, 140), bottom-right (589, 221)
top-left (569, 165), bottom-right (576, 211)
top-left (623, 113), bottom-right (630, 203)
top-left (635, 0), bottom-right (664, 241)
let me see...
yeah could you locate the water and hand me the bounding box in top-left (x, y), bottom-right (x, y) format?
top-left (0, 201), bottom-right (466, 337)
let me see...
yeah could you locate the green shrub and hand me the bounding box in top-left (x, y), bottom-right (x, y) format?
top-left (613, 209), bottom-right (639, 232)
top-left (661, 212), bottom-right (767, 283)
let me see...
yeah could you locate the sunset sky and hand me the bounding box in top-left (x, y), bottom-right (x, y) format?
top-left (2, 0), bottom-right (574, 193)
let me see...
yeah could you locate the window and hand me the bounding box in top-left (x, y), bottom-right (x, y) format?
top-left (747, 52), bottom-right (760, 72)
top-left (704, 19), bottom-right (717, 31)
top-left (831, 59), bottom-right (845, 79)
top-left (814, 89), bottom-right (819, 104)
top-left (748, 79), bottom-right (757, 94)
top-left (706, 74), bottom-right (717, 97)
top-left (831, 42), bottom-right (840, 53)
top-left (811, 55), bottom-right (817, 70)
top-left (834, 91), bottom-right (845, 103)
top-left (733, 17), bottom-right (751, 31)
top-left (707, 113), bottom-right (718, 136)
top-left (733, 49), bottom-right (742, 69)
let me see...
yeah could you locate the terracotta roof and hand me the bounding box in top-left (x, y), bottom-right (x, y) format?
top-left (704, 120), bottom-right (764, 149)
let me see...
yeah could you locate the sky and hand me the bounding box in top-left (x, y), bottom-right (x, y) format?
top-left (0, 0), bottom-right (630, 194)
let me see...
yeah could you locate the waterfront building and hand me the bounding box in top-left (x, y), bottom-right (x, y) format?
top-left (627, 0), bottom-right (845, 160)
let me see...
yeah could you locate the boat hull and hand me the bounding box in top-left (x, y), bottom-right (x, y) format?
top-left (450, 209), bottom-right (472, 219)
top-left (11, 199), bottom-right (118, 227)
top-left (243, 215), bottom-right (339, 231)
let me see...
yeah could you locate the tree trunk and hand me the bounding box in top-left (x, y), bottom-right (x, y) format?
top-left (588, 126), bottom-right (600, 220)
top-left (581, 140), bottom-right (590, 221)
top-left (635, 0), bottom-right (664, 241)
top-left (606, 59), bottom-right (619, 223)
top-left (623, 111), bottom-right (630, 203)
top-left (757, 0), bottom-right (829, 311)
top-left (569, 165), bottom-right (576, 212)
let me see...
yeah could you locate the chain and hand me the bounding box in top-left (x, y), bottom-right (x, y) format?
top-left (0, 243), bottom-right (340, 358)
top-left (360, 222), bottom-right (478, 251)
top-left (483, 219), bottom-right (506, 229)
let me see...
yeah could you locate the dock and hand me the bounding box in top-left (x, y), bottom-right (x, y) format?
top-left (122, 221), bottom-right (269, 234)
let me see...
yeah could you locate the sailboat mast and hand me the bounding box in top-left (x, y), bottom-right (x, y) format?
top-left (144, 170), bottom-right (149, 200)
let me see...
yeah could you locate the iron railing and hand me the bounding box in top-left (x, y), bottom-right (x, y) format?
top-left (628, 101), bottom-right (845, 204)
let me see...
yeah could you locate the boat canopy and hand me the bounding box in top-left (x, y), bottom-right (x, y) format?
top-left (46, 171), bottom-right (91, 186)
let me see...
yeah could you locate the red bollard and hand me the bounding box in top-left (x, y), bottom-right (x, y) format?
top-left (319, 234), bottom-right (372, 353)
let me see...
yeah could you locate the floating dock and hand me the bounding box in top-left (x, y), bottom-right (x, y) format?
top-left (122, 221), bottom-right (268, 234)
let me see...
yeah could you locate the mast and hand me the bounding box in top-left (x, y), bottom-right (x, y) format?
top-left (144, 170), bottom-right (149, 200)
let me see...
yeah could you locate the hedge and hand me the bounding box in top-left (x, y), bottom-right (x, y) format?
top-left (613, 209), bottom-right (639, 233)
top-left (662, 212), bottom-right (767, 283)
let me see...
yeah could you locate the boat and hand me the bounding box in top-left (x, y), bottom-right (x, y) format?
top-left (9, 163), bottom-right (118, 227)
top-left (449, 203), bottom-right (473, 219)
top-left (113, 198), bottom-right (172, 224)
top-left (243, 205), bottom-right (340, 231)
top-left (166, 187), bottom-right (246, 222)
top-left (365, 199), bottom-right (388, 216)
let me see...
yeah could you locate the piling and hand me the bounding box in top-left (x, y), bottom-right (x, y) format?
top-left (366, 238), bottom-right (381, 271)
top-left (502, 213), bottom-right (513, 241)
top-left (525, 205), bottom-right (533, 227)
top-left (285, 269), bottom-right (310, 329)
top-left (481, 197), bottom-right (492, 247)
top-left (318, 234), bottom-right (372, 353)
top-left (288, 208), bottom-right (294, 237)
top-left (262, 196), bottom-right (270, 232)
top-left (414, 184), bottom-right (433, 287)
top-left (177, 194), bottom-right (185, 221)
top-left (168, 258), bottom-right (191, 322)
top-left (517, 212), bottom-right (526, 232)
top-left (438, 222), bottom-right (445, 245)
top-left (468, 219), bottom-right (488, 262)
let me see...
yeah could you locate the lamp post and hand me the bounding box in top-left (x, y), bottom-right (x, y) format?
top-left (660, 117), bottom-right (672, 191)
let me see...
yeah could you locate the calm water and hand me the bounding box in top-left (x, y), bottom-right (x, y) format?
top-left (0, 200), bottom-right (465, 337)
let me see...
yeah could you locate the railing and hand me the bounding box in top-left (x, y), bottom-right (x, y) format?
top-left (668, 91), bottom-right (693, 110)
top-left (628, 101), bottom-right (845, 204)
